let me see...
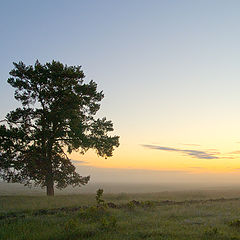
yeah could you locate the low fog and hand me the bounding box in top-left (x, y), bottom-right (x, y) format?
top-left (1, 165), bottom-right (240, 195)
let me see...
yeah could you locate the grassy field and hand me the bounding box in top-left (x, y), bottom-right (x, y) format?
top-left (2, 190), bottom-right (240, 240)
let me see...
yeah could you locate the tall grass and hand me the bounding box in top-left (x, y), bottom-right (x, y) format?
top-left (1, 190), bottom-right (240, 239)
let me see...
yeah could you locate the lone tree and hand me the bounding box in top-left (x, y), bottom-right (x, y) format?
top-left (0, 60), bottom-right (119, 196)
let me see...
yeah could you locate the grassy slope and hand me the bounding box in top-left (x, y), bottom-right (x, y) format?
top-left (1, 191), bottom-right (240, 240)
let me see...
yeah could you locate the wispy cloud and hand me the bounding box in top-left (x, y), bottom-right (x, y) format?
top-left (71, 160), bottom-right (89, 165)
top-left (181, 143), bottom-right (201, 147)
top-left (189, 167), bottom-right (205, 169)
top-left (142, 145), bottom-right (219, 159)
top-left (220, 150), bottom-right (240, 159)
top-left (229, 151), bottom-right (240, 155)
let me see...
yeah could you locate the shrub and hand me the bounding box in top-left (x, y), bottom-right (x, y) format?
top-left (126, 201), bottom-right (136, 211)
top-left (229, 219), bottom-right (240, 227)
top-left (99, 216), bottom-right (117, 231)
top-left (77, 206), bottom-right (108, 222)
top-left (96, 189), bottom-right (105, 206)
top-left (141, 200), bottom-right (155, 209)
top-left (64, 218), bottom-right (79, 233)
top-left (203, 227), bottom-right (219, 237)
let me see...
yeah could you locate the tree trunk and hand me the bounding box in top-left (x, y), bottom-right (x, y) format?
top-left (46, 180), bottom-right (54, 196)
top-left (46, 141), bottom-right (54, 196)
top-left (46, 162), bottom-right (54, 196)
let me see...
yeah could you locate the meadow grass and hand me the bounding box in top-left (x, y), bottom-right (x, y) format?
top-left (1, 190), bottom-right (240, 240)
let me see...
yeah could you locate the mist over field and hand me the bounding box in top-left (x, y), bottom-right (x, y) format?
top-left (2, 163), bottom-right (240, 195)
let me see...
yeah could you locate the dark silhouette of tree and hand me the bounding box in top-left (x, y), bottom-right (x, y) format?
top-left (0, 60), bottom-right (119, 196)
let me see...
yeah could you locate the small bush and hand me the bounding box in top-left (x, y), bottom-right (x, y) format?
top-left (204, 227), bottom-right (219, 237)
top-left (126, 201), bottom-right (136, 211)
top-left (230, 219), bottom-right (240, 227)
top-left (64, 218), bottom-right (79, 233)
top-left (96, 189), bottom-right (105, 206)
top-left (77, 206), bottom-right (108, 222)
top-left (141, 200), bottom-right (155, 209)
top-left (99, 215), bottom-right (117, 231)
top-left (62, 220), bottom-right (97, 240)
top-left (133, 230), bottom-right (165, 239)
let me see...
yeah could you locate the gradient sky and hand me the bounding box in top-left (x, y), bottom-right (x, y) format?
top-left (1, 0), bottom-right (240, 183)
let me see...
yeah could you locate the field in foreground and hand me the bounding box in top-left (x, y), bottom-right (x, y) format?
top-left (2, 190), bottom-right (240, 240)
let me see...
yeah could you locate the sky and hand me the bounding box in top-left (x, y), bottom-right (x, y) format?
top-left (1, 0), bottom-right (240, 185)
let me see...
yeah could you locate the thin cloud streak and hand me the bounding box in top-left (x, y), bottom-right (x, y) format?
top-left (229, 151), bottom-right (240, 155)
top-left (142, 145), bottom-right (219, 159)
top-left (71, 160), bottom-right (89, 165)
top-left (189, 167), bottom-right (205, 169)
top-left (181, 143), bottom-right (201, 147)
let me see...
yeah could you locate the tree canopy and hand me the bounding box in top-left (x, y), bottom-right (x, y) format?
top-left (0, 60), bottom-right (119, 196)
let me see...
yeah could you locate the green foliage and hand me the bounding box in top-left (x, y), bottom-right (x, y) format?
top-left (99, 215), bottom-right (117, 231)
top-left (77, 206), bottom-right (108, 222)
top-left (2, 193), bottom-right (240, 240)
top-left (64, 218), bottom-right (79, 233)
top-left (63, 218), bottom-right (97, 239)
top-left (126, 201), bottom-right (136, 211)
top-left (141, 200), bottom-right (155, 209)
top-left (133, 230), bottom-right (166, 239)
top-left (96, 189), bottom-right (105, 206)
top-left (203, 227), bottom-right (220, 237)
top-left (76, 190), bottom-right (117, 233)
top-left (0, 60), bottom-right (119, 195)
top-left (229, 219), bottom-right (240, 227)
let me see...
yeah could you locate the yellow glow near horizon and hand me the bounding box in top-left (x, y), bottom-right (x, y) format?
top-left (68, 104), bottom-right (240, 175)
top-left (69, 139), bottom-right (240, 174)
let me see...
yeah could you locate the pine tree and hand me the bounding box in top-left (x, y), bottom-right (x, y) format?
top-left (0, 60), bottom-right (119, 196)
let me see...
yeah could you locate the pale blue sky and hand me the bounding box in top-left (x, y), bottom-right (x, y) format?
top-left (1, 1), bottom-right (240, 176)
